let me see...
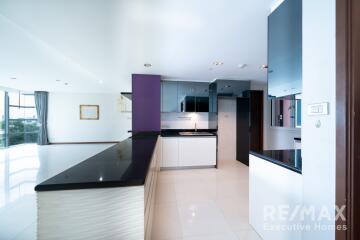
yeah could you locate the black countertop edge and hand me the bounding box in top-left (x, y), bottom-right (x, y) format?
top-left (294, 137), bottom-right (301, 141)
top-left (250, 149), bottom-right (302, 174)
top-left (131, 131), bottom-right (160, 137)
top-left (35, 131), bottom-right (160, 192)
top-left (35, 180), bottom-right (144, 192)
top-left (161, 129), bottom-right (217, 137)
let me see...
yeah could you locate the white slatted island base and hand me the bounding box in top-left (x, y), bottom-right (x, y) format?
top-left (35, 133), bottom-right (161, 240)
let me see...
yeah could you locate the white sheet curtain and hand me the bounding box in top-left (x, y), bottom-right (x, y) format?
top-left (34, 91), bottom-right (49, 145)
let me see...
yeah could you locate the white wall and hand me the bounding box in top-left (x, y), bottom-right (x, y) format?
top-left (48, 93), bottom-right (132, 143)
top-left (161, 112), bottom-right (209, 129)
top-left (218, 98), bottom-right (237, 161)
top-left (302, 0), bottom-right (336, 239)
top-left (251, 82), bottom-right (301, 150)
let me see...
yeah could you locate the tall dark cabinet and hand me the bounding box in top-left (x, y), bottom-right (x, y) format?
top-left (236, 90), bottom-right (264, 166)
top-left (236, 98), bottom-right (250, 165)
top-left (244, 90), bottom-right (264, 152)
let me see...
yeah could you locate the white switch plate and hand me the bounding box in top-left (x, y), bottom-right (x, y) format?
top-left (307, 102), bottom-right (329, 116)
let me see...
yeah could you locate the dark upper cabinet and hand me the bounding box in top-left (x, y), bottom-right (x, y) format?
top-left (195, 97), bottom-right (209, 112)
top-left (209, 82), bottom-right (217, 113)
top-left (180, 96), bottom-right (196, 112)
top-left (161, 81), bottom-right (210, 112)
top-left (208, 82), bottom-right (218, 129)
top-left (216, 80), bottom-right (250, 97)
top-left (178, 82), bottom-right (209, 112)
top-left (161, 81), bottom-right (178, 112)
top-left (268, 0), bottom-right (302, 98)
top-left (177, 82), bottom-right (196, 110)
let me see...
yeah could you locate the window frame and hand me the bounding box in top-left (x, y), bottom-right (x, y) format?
top-left (295, 99), bottom-right (302, 128)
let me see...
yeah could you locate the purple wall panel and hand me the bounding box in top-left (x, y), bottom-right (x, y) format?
top-left (132, 74), bottom-right (161, 132)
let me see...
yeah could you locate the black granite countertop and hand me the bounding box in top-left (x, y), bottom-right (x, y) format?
top-left (250, 149), bottom-right (302, 174)
top-left (161, 129), bottom-right (217, 137)
top-left (35, 132), bottom-right (160, 192)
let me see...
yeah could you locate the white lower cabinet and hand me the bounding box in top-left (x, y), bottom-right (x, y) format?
top-left (161, 136), bottom-right (216, 168)
top-left (178, 137), bottom-right (216, 167)
top-left (161, 137), bottom-right (179, 167)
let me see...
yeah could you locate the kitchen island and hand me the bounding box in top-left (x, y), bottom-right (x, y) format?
top-left (35, 132), bottom-right (161, 240)
top-left (249, 149), bottom-right (302, 240)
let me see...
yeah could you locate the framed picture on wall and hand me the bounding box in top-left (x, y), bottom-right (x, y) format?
top-left (80, 105), bottom-right (99, 120)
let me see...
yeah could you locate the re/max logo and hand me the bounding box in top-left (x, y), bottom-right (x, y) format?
top-left (263, 205), bottom-right (346, 222)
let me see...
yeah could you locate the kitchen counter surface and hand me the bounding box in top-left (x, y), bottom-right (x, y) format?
top-left (161, 129), bottom-right (217, 137)
top-left (250, 149), bottom-right (302, 174)
top-left (35, 132), bottom-right (160, 191)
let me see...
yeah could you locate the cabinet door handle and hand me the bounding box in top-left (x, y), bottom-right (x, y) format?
top-left (268, 70), bottom-right (274, 73)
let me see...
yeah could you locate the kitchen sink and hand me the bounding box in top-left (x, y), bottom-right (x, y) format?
top-left (178, 132), bottom-right (214, 136)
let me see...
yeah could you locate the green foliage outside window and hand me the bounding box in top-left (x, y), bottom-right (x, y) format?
top-left (8, 119), bottom-right (39, 146)
top-left (0, 120), bottom-right (5, 148)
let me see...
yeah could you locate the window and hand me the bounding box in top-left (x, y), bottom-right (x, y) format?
top-left (0, 91), bottom-right (39, 148)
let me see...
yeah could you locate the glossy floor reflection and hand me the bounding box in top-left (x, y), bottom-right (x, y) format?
top-left (152, 160), bottom-right (262, 240)
top-left (0, 143), bottom-right (113, 240)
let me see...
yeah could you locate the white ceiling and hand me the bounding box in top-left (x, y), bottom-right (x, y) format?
top-left (0, 0), bottom-right (278, 93)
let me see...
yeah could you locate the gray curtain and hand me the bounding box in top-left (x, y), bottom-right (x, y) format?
top-left (34, 91), bottom-right (49, 145)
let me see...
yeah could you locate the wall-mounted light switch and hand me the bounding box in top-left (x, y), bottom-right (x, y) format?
top-left (307, 102), bottom-right (329, 116)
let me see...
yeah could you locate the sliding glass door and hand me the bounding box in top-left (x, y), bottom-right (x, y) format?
top-left (0, 91), bottom-right (39, 148)
top-left (0, 91), bottom-right (5, 148)
top-left (8, 92), bottom-right (39, 146)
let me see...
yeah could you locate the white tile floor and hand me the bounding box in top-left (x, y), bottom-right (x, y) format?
top-left (0, 144), bottom-right (260, 240)
top-left (0, 143), bottom-right (114, 240)
top-left (152, 160), bottom-right (262, 240)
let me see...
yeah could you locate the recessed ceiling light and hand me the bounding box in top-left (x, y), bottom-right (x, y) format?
top-left (98, 80), bottom-right (104, 84)
top-left (238, 64), bottom-right (247, 69)
top-left (144, 63), bottom-right (152, 68)
top-left (213, 61), bottom-right (224, 66)
top-left (260, 64), bottom-right (268, 69)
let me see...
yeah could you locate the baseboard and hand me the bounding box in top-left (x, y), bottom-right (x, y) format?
top-left (49, 141), bottom-right (119, 145)
top-left (160, 165), bottom-right (216, 171)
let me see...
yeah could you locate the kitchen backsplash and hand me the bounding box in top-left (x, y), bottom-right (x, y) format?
top-left (161, 112), bottom-right (209, 129)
